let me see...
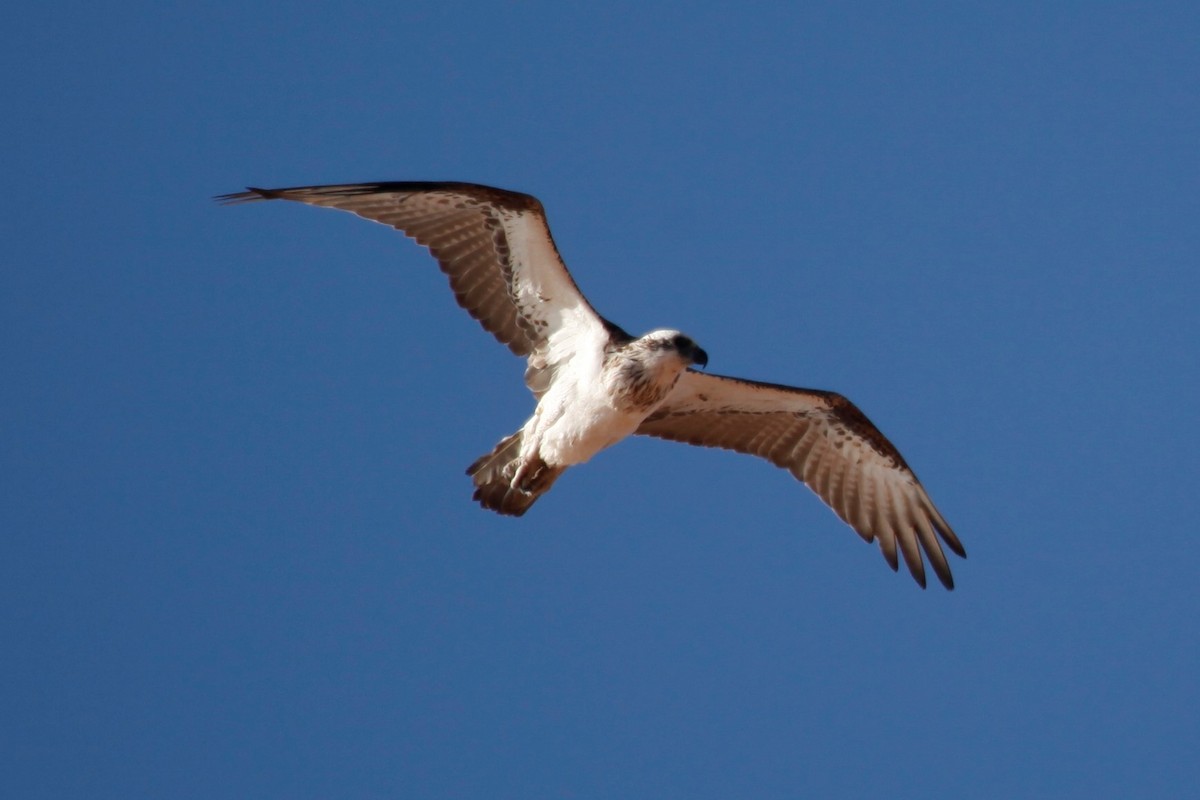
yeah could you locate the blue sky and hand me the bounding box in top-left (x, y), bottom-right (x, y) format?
top-left (3, 2), bottom-right (1198, 797)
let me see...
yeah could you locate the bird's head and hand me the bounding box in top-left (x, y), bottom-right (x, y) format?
top-left (642, 329), bottom-right (708, 369)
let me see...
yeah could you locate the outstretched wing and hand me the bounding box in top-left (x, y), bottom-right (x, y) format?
top-left (217, 182), bottom-right (622, 377)
top-left (637, 371), bottom-right (965, 589)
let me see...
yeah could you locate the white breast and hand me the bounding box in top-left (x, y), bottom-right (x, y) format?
top-left (530, 368), bottom-right (648, 467)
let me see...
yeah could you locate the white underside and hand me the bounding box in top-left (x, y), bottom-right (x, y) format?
top-left (521, 372), bottom-right (647, 467)
top-left (515, 317), bottom-right (691, 472)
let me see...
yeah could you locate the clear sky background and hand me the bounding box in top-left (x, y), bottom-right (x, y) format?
top-left (3, 3), bottom-right (1198, 798)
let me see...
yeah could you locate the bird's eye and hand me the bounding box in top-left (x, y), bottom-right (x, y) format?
top-left (672, 335), bottom-right (690, 350)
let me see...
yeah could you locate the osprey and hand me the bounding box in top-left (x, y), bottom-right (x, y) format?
top-left (218, 182), bottom-right (966, 589)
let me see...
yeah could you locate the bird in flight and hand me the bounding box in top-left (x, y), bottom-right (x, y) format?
top-left (218, 181), bottom-right (965, 588)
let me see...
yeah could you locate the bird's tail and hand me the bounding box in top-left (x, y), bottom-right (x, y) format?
top-left (466, 430), bottom-right (565, 517)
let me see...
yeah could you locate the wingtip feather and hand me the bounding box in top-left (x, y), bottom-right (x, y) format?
top-left (214, 187), bottom-right (272, 205)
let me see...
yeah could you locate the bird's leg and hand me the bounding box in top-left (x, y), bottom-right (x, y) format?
top-left (511, 455), bottom-right (555, 493)
top-left (511, 458), bottom-right (540, 493)
top-left (510, 460), bottom-right (534, 493)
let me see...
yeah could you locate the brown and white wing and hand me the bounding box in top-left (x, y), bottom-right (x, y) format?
top-left (216, 182), bottom-right (618, 369)
top-left (637, 371), bottom-right (965, 589)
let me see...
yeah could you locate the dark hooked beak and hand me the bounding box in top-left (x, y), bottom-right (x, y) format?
top-left (690, 346), bottom-right (709, 369)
